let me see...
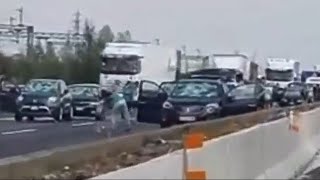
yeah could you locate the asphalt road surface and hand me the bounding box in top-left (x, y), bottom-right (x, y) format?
top-left (0, 115), bottom-right (159, 159)
top-left (0, 106), bottom-right (291, 159)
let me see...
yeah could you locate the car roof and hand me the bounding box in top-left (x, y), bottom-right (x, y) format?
top-left (68, 83), bottom-right (100, 88)
top-left (178, 78), bottom-right (222, 84)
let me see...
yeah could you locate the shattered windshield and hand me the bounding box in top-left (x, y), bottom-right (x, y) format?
top-left (25, 80), bottom-right (58, 95)
top-left (69, 86), bottom-right (99, 98)
top-left (171, 81), bottom-right (222, 98)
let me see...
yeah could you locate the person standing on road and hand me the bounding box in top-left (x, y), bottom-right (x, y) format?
top-left (96, 88), bottom-right (132, 136)
top-left (122, 81), bottom-right (139, 122)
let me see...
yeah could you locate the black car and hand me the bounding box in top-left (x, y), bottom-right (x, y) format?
top-left (221, 83), bottom-right (272, 116)
top-left (279, 85), bottom-right (304, 106)
top-left (69, 84), bottom-right (100, 119)
top-left (15, 79), bottom-right (72, 122)
top-left (160, 79), bottom-right (229, 128)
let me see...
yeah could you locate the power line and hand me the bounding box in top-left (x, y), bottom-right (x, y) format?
top-left (0, 7), bottom-right (85, 56)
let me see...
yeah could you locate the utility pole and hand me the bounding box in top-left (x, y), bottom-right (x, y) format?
top-left (9, 16), bottom-right (16, 32)
top-left (73, 10), bottom-right (81, 36)
top-left (16, 7), bottom-right (24, 26)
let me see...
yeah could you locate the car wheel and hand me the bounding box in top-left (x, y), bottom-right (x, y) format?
top-left (95, 115), bottom-right (102, 121)
top-left (64, 107), bottom-right (73, 121)
top-left (53, 107), bottom-right (63, 122)
top-left (27, 116), bottom-right (34, 122)
top-left (160, 121), bottom-right (171, 128)
top-left (14, 113), bottom-right (22, 122)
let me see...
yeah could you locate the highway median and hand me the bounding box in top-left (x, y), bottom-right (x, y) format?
top-left (0, 104), bottom-right (317, 180)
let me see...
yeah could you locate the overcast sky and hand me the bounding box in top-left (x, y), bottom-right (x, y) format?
top-left (1, 0), bottom-right (319, 69)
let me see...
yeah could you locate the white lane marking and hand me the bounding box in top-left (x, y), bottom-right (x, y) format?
top-left (0, 117), bottom-right (14, 121)
top-left (72, 122), bottom-right (95, 127)
top-left (1, 129), bottom-right (37, 135)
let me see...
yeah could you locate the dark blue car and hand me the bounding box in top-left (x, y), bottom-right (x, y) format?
top-left (15, 79), bottom-right (72, 122)
top-left (160, 79), bottom-right (229, 128)
top-left (221, 83), bottom-right (272, 116)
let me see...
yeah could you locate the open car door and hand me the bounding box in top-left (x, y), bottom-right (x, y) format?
top-left (137, 80), bottom-right (168, 124)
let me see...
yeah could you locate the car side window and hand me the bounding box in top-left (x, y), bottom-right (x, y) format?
top-left (255, 84), bottom-right (264, 95)
top-left (140, 81), bottom-right (160, 98)
top-left (57, 82), bottom-right (62, 94)
top-left (61, 82), bottom-right (67, 93)
top-left (222, 84), bottom-right (229, 94)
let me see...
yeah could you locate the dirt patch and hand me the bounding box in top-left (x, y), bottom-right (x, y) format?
top-left (38, 139), bottom-right (182, 180)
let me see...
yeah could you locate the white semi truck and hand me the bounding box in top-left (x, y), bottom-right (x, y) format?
top-left (265, 58), bottom-right (300, 88)
top-left (99, 42), bottom-right (178, 90)
top-left (210, 54), bottom-right (259, 84)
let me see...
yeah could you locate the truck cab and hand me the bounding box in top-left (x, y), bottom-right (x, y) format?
top-left (265, 58), bottom-right (300, 88)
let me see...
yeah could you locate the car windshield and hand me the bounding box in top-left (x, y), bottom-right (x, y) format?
top-left (101, 56), bottom-right (141, 75)
top-left (69, 86), bottom-right (99, 98)
top-left (301, 71), bottom-right (320, 82)
top-left (160, 82), bottom-right (177, 94)
top-left (266, 69), bottom-right (293, 81)
top-left (288, 83), bottom-right (303, 89)
top-left (171, 81), bottom-right (221, 98)
top-left (25, 80), bottom-right (58, 95)
top-left (230, 84), bottom-right (256, 100)
top-left (286, 86), bottom-right (300, 92)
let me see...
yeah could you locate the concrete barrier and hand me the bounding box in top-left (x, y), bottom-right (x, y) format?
top-left (92, 107), bottom-right (320, 179)
top-left (0, 105), bottom-right (316, 179)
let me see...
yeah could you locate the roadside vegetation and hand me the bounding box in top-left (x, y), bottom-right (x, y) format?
top-left (0, 20), bottom-right (133, 84)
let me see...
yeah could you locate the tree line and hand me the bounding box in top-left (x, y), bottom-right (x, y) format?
top-left (0, 20), bottom-right (133, 85)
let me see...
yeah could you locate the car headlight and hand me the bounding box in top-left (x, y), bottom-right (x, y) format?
top-left (205, 103), bottom-right (219, 113)
top-left (47, 96), bottom-right (59, 106)
top-left (17, 95), bottom-right (24, 102)
top-left (162, 101), bottom-right (173, 109)
top-left (90, 102), bottom-right (99, 106)
top-left (16, 95), bottom-right (24, 104)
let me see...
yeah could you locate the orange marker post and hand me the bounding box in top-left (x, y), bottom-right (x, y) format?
top-left (183, 132), bottom-right (206, 180)
top-left (186, 170), bottom-right (207, 180)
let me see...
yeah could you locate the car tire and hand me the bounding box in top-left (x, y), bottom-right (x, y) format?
top-left (14, 113), bottom-right (22, 122)
top-left (27, 116), bottom-right (34, 121)
top-left (53, 107), bottom-right (63, 122)
top-left (95, 115), bottom-right (102, 121)
top-left (160, 121), bottom-right (171, 128)
top-left (63, 107), bottom-right (73, 121)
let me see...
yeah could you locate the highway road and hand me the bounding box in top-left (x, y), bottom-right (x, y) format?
top-left (0, 115), bottom-right (159, 159)
top-left (0, 105), bottom-right (296, 159)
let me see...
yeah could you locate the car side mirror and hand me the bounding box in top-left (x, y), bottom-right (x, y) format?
top-left (158, 92), bottom-right (168, 101)
top-left (63, 89), bottom-right (69, 95)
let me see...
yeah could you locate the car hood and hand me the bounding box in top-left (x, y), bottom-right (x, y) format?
top-left (72, 96), bottom-right (99, 103)
top-left (167, 97), bottom-right (220, 106)
top-left (22, 92), bottom-right (55, 98)
top-left (21, 92), bottom-right (54, 104)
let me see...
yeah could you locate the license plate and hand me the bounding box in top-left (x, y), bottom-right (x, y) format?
top-left (31, 106), bottom-right (39, 110)
top-left (179, 116), bottom-right (196, 122)
top-left (76, 107), bottom-right (84, 111)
